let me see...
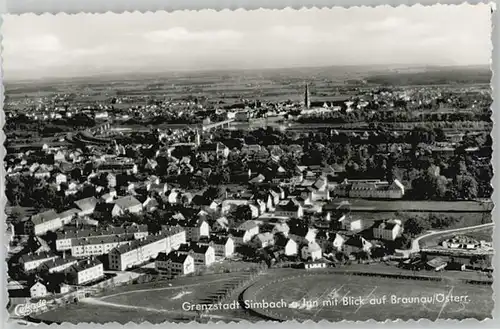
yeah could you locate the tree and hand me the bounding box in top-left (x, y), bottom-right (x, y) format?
top-left (229, 205), bottom-right (253, 227)
top-left (203, 186), bottom-right (225, 200)
top-left (404, 217), bottom-right (431, 236)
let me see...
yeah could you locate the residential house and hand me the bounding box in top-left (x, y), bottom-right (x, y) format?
top-left (108, 234), bottom-right (169, 271)
top-left (343, 236), bottom-right (373, 255)
top-left (111, 196), bottom-right (143, 217)
top-left (271, 222), bottom-right (290, 237)
top-left (56, 224), bottom-right (149, 251)
top-left (39, 256), bottom-right (78, 274)
top-left (66, 259), bottom-right (104, 285)
top-left (333, 179), bottom-right (405, 199)
top-left (25, 210), bottom-right (62, 236)
top-left (30, 281), bottom-right (48, 299)
top-left (203, 235), bottom-right (235, 260)
top-left (289, 226), bottom-right (316, 245)
top-left (161, 226), bottom-right (187, 252)
top-left (372, 220), bottom-right (403, 241)
top-left (55, 173), bottom-right (67, 185)
top-left (301, 241), bottom-right (323, 261)
top-left (101, 189), bottom-right (117, 203)
top-left (177, 243), bottom-right (216, 267)
top-left (274, 237), bottom-right (298, 256)
top-left (254, 232), bottom-right (275, 248)
top-left (19, 252), bottom-right (59, 272)
top-left (274, 199), bottom-right (303, 218)
top-left (198, 142), bottom-right (229, 159)
top-left (155, 252), bottom-right (195, 277)
top-left (58, 208), bottom-right (80, 225)
top-left (70, 235), bottom-right (131, 258)
top-left (338, 214), bottom-right (364, 232)
top-left (180, 218), bottom-right (210, 242)
top-left (74, 197), bottom-right (98, 217)
top-left (236, 220), bottom-right (260, 241)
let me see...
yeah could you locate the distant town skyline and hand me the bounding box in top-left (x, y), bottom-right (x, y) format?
top-left (2, 4), bottom-right (492, 81)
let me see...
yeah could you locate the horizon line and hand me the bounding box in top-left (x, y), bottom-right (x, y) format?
top-left (4, 63), bottom-right (491, 85)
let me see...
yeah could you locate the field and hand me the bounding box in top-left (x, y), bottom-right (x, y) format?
top-left (243, 271), bottom-right (493, 321)
top-left (35, 272), bottom-right (258, 324)
top-left (328, 199), bottom-right (493, 213)
top-left (5, 65), bottom-right (490, 107)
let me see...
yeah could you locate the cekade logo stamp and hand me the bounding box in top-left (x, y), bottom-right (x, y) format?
top-left (2, 2), bottom-right (494, 325)
top-left (14, 300), bottom-right (48, 317)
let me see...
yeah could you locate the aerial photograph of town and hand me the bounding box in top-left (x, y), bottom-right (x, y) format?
top-left (3, 4), bottom-right (494, 324)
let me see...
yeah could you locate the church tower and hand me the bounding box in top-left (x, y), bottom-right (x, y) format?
top-left (304, 83), bottom-right (311, 109)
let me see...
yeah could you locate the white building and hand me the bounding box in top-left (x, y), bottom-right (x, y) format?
top-left (155, 252), bottom-right (195, 277)
top-left (111, 196), bottom-right (143, 217)
top-left (25, 210), bottom-right (63, 236)
top-left (181, 219), bottom-right (210, 242)
top-left (70, 236), bottom-right (131, 258)
top-left (109, 234), bottom-right (169, 271)
top-left (177, 243), bottom-right (216, 267)
top-left (372, 220), bottom-right (403, 241)
top-left (19, 252), bottom-right (59, 272)
top-left (66, 259), bottom-right (105, 285)
top-left (206, 236), bottom-right (235, 260)
top-left (30, 282), bottom-right (48, 299)
top-left (275, 238), bottom-right (298, 256)
top-left (301, 241), bottom-right (323, 261)
top-left (39, 256), bottom-right (78, 274)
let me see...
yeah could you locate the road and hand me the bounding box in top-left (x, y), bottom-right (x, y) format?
top-left (408, 223), bottom-right (494, 254)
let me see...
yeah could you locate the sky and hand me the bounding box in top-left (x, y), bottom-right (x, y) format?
top-left (2, 4), bottom-right (492, 80)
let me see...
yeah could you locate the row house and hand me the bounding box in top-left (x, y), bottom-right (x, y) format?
top-left (333, 179), bottom-right (405, 199)
top-left (24, 209), bottom-right (63, 236)
top-left (108, 232), bottom-right (182, 271)
top-left (39, 256), bottom-right (78, 274)
top-left (98, 162), bottom-right (138, 175)
top-left (19, 252), bottom-right (59, 272)
top-left (58, 208), bottom-right (80, 225)
top-left (161, 226), bottom-right (188, 253)
top-left (70, 235), bottom-right (132, 258)
top-left (66, 259), bottom-right (105, 285)
top-left (56, 224), bottom-right (148, 251)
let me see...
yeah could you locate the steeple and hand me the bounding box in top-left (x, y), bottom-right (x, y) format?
top-left (304, 83), bottom-right (311, 109)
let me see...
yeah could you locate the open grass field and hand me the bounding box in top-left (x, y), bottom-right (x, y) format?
top-left (243, 271), bottom-right (493, 321)
top-left (329, 199), bottom-right (493, 213)
top-left (35, 272), bottom-right (258, 323)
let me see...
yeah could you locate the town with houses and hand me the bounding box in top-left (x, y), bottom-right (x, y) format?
top-left (4, 69), bottom-right (494, 323)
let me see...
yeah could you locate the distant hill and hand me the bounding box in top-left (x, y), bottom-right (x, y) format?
top-left (365, 66), bottom-right (491, 86)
